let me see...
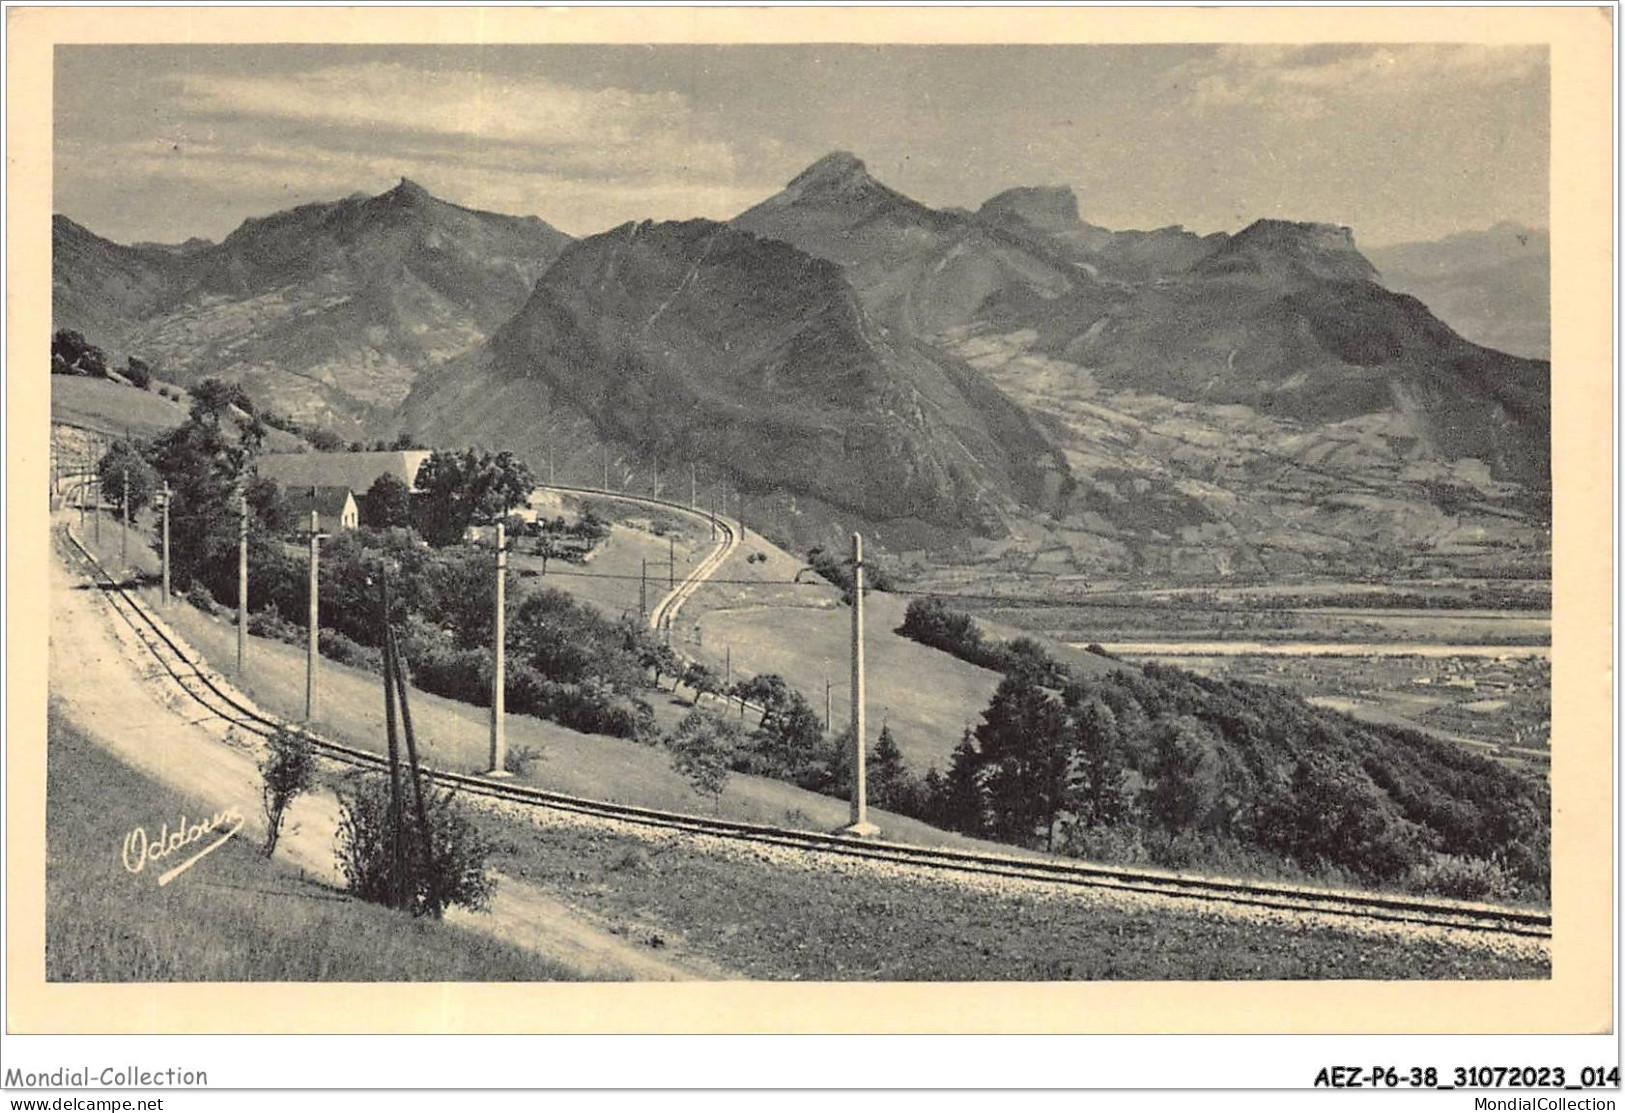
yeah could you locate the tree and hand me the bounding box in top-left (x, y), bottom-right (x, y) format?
top-left (360, 473), bottom-right (413, 529)
top-left (938, 728), bottom-right (986, 834)
top-left (534, 532), bottom-right (564, 573)
top-left (412, 448), bottom-right (535, 546)
top-left (974, 672), bottom-right (1071, 848)
top-left (640, 642), bottom-right (682, 691)
top-left (1143, 715), bottom-right (1226, 833)
top-left (123, 356), bottom-right (153, 390)
top-left (1071, 696), bottom-right (1131, 829)
top-left (189, 377), bottom-right (254, 427)
top-left (258, 728), bottom-right (314, 855)
top-left (306, 427), bottom-right (346, 452)
top-left (666, 708), bottom-right (742, 812)
top-left (51, 329), bottom-right (108, 377)
top-left (869, 723), bottom-right (908, 811)
top-left (681, 661), bottom-right (722, 706)
top-left (96, 438), bottom-right (160, 517)
top-left (736, 673), bottom-right (792, 726)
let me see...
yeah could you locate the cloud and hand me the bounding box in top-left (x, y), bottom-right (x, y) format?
top-left (56, 59), bottom-right (786, 236)
top-left (1172, 44), bottom-right (1546, 119)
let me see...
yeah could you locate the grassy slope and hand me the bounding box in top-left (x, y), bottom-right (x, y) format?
top-left (45, 705), bottom-right (579, 982)
top-left (51, 373), bottom-right (305, 450)
top-left (51, 375), bottom-right (192, 438)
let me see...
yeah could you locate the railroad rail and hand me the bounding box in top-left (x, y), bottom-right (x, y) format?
top-left (60, 523), bottom-right (1552, 941)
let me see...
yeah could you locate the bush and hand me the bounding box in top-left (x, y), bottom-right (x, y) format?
top-left (258, 728), bottom-right (314, 856)
top-left (318, 628), bottom-right (383, 671)
top-left (504, 743), bottom-right (544, 777)
top-left (185, 580), bottom-right (221, 614)
top-left (248, 603), bottom-right (298, 642)
top-left (1405, 854), bottom-right (1518, 902)
top-left (334, 772), bottom-right (496, 918)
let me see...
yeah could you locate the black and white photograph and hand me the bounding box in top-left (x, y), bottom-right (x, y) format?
top-left (9, 5), bottom-right (1614, 1058)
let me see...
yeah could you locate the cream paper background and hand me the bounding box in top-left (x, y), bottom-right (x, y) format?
top-left (5, 5), bottom-right (1613, 1035)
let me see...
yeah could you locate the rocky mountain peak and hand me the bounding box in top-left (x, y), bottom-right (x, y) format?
top-left (387, 177), bottom-right (435, 204)
top-left (979, 186), bottom-right (1081, 232)
top-left (1198, 218), bottom-right (1377, 284)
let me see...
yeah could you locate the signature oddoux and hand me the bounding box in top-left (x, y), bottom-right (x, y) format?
top-left (122, 807), bottom-right (247, 886)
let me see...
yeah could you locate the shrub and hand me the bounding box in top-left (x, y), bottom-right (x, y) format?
top-left (248, 604), bottom-right (298, 642)
top-left (185, 580), bottom-right (220, 614)
top-left (258, 728), bottom-right (314, 856)
top-left (504, 743), bottom-right (544, 777)
top-left (334, 772), bottom-right (496, 918)
top-left (318, 628), bottom-right (383, 671)
top-left (1405, 853), bottom-right (1518, 902)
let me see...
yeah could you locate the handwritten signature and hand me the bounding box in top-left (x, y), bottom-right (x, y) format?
top-left (122, 807), bottom-right (246, 886)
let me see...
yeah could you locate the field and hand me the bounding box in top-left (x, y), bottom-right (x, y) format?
top-left (44, 704), bottom-right (580, 982)
top-left (51, 374), bottom-right (191, 438)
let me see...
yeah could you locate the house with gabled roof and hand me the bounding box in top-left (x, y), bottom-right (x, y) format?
top-left (283, 485), bottom-right (359, 532)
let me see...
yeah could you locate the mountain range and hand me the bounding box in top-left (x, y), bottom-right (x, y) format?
top-left (1366, 223), bottom-right (1549, 361)
top-left (53, 155), bottom-right (1551, 577)
top-left (52, 180), bottom-right (571, 430)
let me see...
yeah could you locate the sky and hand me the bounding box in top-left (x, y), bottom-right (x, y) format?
top-left (54, 43), bottom-right (1548, 248)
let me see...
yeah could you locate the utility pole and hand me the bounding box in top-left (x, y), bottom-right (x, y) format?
top-left (709, 487), bottom-right (717, 540)
top-left (77, 447), bottom-right (87, 531)
top-left (639, 558), bottom-right (648, 623)
top-left (826, 676), bottom-right (832, 732)
top-left (487, 518), bottom-right (509, 777)
top-left (120, 467), bottom-right (130, 569)
top-left (725, 646), bottom-right (731, 687)
top-left (237, 491), bottom-right (248, 675)
top-left (841, 531), bottom-right (877, 836)
top-left (548, 444), bottom-right (555, 486)
top-left (379, 567), bottom-right (406, 910)
top-left (602, 445), bottom-right (609, 491)
top-left (690, 463), bottom-right (697, 510)
top-left (669, 536), bottom-right (676, 590)
top-left (160, 482), bottom-right (172, 607)
top-left (93, 470), bottom-right (101, 546)
top-left (304, 508), bottom-right (323, 721)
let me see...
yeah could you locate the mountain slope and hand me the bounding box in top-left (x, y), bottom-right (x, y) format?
top-left (51, 215), bottom-right (190, 352)
top-left (53, 181), bottom-right (572, 430)
top-left (1367, 224), bottom-right (1549, 360)
top-left (976, 218), bottom-right (1548, 491)
top-left (401, 218), bottom-right (1070, 540)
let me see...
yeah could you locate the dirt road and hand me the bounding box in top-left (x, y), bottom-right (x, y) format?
top-left (48, 530), bottom-right (702, 981)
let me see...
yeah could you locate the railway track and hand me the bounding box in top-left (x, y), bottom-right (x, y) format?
top-left (60, 523), bottom-right (1552, 941)
top-left (526, 482), bottom-right (740, 634)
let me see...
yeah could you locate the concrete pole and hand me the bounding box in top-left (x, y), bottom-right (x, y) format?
top-left (843, 531), bottom-right (876, 835)
top-left (237, 492), bottom-right (248, 675)
top-left (160, 482), bottom-right (171, 607)
top-left (487, 519), bottom-right (510, 776)
top-left (121, 467), bottom-right (130, 568)
top-left (305, 508), bottom-right (319, 721)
